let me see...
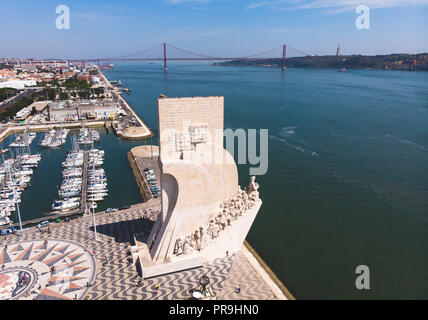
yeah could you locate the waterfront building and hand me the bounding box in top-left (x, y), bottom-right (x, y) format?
top-left (0, 79), bottom-right (37, 89)
top-left (48, 100), bottom-right (125, 122)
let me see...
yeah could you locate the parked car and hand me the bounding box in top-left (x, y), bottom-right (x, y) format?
top-left (37, 221), bottom-right (50, 229)
top-left (119, 205), bottom-right (131, 211)
top-left (106, 208), bottom-right (117, 213)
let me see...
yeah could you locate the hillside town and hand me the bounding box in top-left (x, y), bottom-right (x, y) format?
top-left (0, 59), bottom-right (150, 140)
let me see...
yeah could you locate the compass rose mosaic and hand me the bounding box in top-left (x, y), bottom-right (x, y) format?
top-left (0, 239), bottom-right (96, 300)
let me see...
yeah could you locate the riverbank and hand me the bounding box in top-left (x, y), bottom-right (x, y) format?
top-left (214, 52), bottom-right (428, 71)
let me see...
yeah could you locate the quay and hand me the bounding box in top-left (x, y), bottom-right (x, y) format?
top-left (127, 145), bottom-right (160, 202)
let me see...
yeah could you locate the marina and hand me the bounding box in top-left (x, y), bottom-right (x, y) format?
top-left (0, 148), bottom-right (41, 225)
top-left (0, 128), bottom-right (143, 226)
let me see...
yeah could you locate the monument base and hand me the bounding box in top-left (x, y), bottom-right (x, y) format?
top-left (134, 200), bottom-right (262, 280)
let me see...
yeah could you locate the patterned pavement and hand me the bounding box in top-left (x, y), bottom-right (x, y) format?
top-left (0, 240), bottom-right (96, 300)
top-left (218, 251), bottom-right (276, 300)
top-left (0, 202), bottom-right (278, 300)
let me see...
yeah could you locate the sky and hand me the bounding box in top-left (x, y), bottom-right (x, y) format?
top-left (1, 0), bottom-right (428, 59)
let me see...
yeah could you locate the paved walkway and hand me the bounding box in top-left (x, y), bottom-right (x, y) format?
top-left (0, 202), bottom-right (280, 300)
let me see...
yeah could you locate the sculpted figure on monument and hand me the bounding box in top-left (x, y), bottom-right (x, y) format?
top-left (219, 213), bottom-right (227, 230)
top-left (200, 227), bottom-right (207, 249)
top-left (175, 177), bottom-right (262, 257)
top-left (248, 176), bottom-right (260, 201)
top-left (174, 237), bottom-right (184, 255)
top-left (194, 230), bottom-right (201, 251)
top-left (183, 235), bottom-right (195, 254)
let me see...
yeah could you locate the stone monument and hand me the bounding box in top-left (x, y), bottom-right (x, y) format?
top-left (140, 96), bottom-right (262, 278)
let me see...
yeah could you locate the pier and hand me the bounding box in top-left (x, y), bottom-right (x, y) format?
top-left (98, 69), bottom-right (154, 140)
top-left (81, 149), bottom-right (89, 213)
top-left (127, 146), bottom-right (160, 202)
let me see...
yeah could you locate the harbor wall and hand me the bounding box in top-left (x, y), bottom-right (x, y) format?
top-left (127, 149), bottom-right (152, 202)
top-left (243, 241), bottom-right (296, 300)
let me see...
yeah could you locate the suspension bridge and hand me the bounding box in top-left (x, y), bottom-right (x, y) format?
top-left (69, 43), bottom-right (311, 71)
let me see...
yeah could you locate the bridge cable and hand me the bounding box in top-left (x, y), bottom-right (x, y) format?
top-left (100, 44), bottom-right (164, 61)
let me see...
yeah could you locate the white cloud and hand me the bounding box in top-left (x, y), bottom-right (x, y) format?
top-left (245, 0), bottom-right (428, 13)
top-left (168, 27), bottom-right (230, 37)
top-left (245, 1), bottom-right (270, 10)
top-left (168, 0), bottom-right (211, 4)
top-left (296, 0), bottom-right (428, 11)
top-left (74, 12), bottom-right (116, 26)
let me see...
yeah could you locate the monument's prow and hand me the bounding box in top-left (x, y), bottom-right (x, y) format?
top-left (140, 96), bottom-right (262, 279)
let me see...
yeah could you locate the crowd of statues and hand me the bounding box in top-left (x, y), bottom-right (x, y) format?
top-left (173, 177), bottom-right (260, 256)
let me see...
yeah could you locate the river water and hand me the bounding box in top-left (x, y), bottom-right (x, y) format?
top-left (5, 63), bottom-right (428, 299)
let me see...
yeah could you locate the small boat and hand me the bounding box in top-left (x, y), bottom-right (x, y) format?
top-left (52, 199), bottom-right (80, 212)
top-left (339, 68), bottom-right (346, 72)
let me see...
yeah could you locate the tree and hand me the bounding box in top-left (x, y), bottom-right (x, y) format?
top-left (59, 91), bottom-right (69, 100)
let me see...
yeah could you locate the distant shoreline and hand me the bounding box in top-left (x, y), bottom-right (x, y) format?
top-left (214, 53), bottom-right (428, 72)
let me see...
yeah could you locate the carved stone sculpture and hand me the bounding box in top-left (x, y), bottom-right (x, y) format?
top-left (173, 177), bottom-right (261, 257)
